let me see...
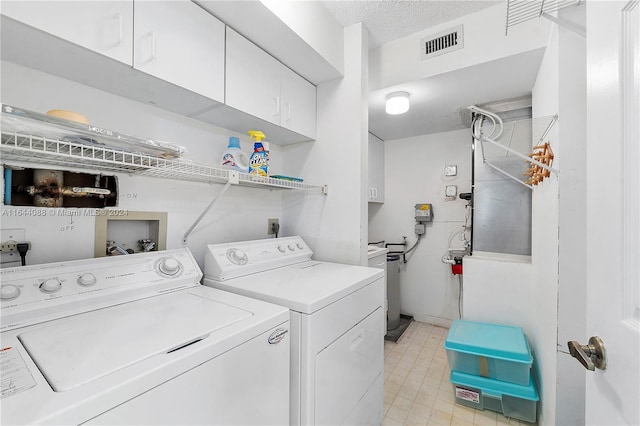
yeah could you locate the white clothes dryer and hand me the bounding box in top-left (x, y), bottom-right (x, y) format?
top-left (0, 248), bottom-right (290, 425)
top-left (203, 236), bottom-right (385, 425)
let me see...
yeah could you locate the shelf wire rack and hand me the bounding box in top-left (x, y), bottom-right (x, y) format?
top-left (0, 131), bottom-right (326, 194)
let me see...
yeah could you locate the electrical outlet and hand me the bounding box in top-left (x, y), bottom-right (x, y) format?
top-left (0, 242), bottom-right (18, 252)
top-left (1, 228), bottom-right (25, 243)
top-left (268, 218), bottom-right (279, 235)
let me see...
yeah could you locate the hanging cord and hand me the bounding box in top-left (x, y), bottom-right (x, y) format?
top-left (458, 274), bottom-right (463, 319)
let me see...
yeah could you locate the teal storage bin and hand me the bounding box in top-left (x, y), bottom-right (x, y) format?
top-left (450, 370), bottom-right (539, 423)
top-left (444, 320), bottom-right (533, 385)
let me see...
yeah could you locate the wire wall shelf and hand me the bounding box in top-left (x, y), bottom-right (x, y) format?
top-left (506, 0), bottom-right (583, 35)
top-left (477, 114), bottom-right (558, 190)
top-left (0, 131), bottom-right (327, 194)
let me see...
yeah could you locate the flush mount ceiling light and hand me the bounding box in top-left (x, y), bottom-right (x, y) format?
top-left (385, 91), bottom-right (410, 115)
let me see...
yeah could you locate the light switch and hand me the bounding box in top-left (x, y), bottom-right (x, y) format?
top-left (446, 185), bottom-right (457, 197)
top-left (445, 165), bottom-right (457, 176)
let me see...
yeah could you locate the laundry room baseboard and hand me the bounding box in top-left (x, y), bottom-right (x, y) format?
top-left (409, 313), bottom-right (454, 330)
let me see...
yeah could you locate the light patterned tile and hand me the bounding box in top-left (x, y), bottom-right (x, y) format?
top-left (433, 399), bottom-right (455, 415)
top-left (398, 384), bottom-right (419, 401)
top-left (451, 416), bottom-right (475, 426)
top-left (386, 405), bottom-right (410, 423)
top-left (382, 415), bottom-right (403, 426)
top-left (473, 409), bottom-right (498, 426)
top-left (405, 413), bottom-right (430, 426)
top-left (414, 390), bottom-right (437, 408)
top-left (392, 395), bottom-right (413, 411)
top-left (385, 381), bottom-right (401, 395)
top-left (387, 373), bottom-right (405, 387)
top-left (409, 401), bottom-right (432, 419)
top-left (452, 404), bottom-right (476, 422)
top-left (428, 409), bottom-right (453, 426)
top-left (384, 402), bottom-right (391, 415)
top-left (384, 390), bottom-right (398, 404)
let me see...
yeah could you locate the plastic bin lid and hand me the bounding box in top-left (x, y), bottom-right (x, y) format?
top-left (450, 370), bottom-right (539, 401)
top-left (444, 320), bottom-right (533, 363)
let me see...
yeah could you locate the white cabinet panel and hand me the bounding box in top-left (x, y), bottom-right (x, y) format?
top-left (225, 27), bottom-right (281, 126)
top-left (368, 133), bottom-right (385, 203)
top-left (281, 66), bottom-right (317, 139)
top-left (226, 27), bottom-right (316, 139)
top-left (134, 1), bottom-right (224, 103)
top-left (1, 0), bottom-right (133, 65)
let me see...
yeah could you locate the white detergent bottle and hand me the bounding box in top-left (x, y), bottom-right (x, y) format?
top-left (220, 136), bottom-right (249, 173)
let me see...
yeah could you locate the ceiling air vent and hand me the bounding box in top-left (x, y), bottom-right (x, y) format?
top-left (420, 25), bottom-right (464, 60)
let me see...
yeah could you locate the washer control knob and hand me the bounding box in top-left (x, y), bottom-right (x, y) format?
top-left (1, 285), bottom-right (21, 301)
top-left (77, 273), bottom-right (97, 287)
top-left (159, 258), bottom-right (181, 276)
top-left (277, 246), bottom-right (286, 253)
top-left (296, 243), bottom-right (304, 250)
top-left (40, 278), bottom-right (62, 293)
top-left (226, 249), bottom-right (248, 265)
top-left (287, 244), bottom-right (295, 251)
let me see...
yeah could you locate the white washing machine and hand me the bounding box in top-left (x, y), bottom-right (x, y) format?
top-left (0, 248), bottom-right (290, 425)
top-left (203, 236), bottom-right (385, 425)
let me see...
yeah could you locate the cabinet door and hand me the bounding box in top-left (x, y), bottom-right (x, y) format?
top-left (133, 1), bottom-right (224, 103)
top-left (225, 27), bottom-right (281, 126)
top-left (1, 1), bottom-right (133, 65)
top-left (280, 66), bottom-right (316, 139)
top-left (368, 133), bottom-right (385, 203)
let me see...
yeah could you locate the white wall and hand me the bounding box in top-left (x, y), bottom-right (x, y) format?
top-left (368, 128), bottom-right (471, 327)
top-left (462, 253), bottom-right (534, 336)
top-left (529, 5), bottom-right (587, 422)
top-left (550, 5), bottom-right (587, 425)
top-left (369, 3), bottom-right (550, 91)
top-left (281, 23), bottom-right (369, 266)
top-left (0, 61), bottom-right (285, 268)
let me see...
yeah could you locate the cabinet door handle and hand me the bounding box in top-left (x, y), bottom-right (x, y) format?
top-left (286, 103), bottom-right (292, 122)
top-left (373, 188), bottom-right (378, 200)
top-left (113, 13), bottom-right (123, 48)
top-left (274, 97), bottom-right (280, 118)
top-left (144, 32), bottom-right (156, 63)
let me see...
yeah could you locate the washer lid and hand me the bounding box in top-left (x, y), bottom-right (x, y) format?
top-left (18, 291), bottom-right (252, 392)
top-left (206, 260), bottom-right (383, 314)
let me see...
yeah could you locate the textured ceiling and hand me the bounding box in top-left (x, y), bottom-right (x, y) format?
top-left (320, 0), bottom-right (502, 49)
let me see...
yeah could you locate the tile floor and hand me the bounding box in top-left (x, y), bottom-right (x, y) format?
top-left (383, 321), bottom-right (535, 426)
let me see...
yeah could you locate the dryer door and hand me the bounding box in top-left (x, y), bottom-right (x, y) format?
top-left (315, 307), bottom-right (384, 425)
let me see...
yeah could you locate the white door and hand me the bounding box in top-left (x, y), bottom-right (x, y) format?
top-left (225, 27), bottom-right (281, 126)
top-left (1, 0), bottom-right (133, 65)
top-left (585, 1), bottom-right (640, 425)
top-left (133, 0), bottom-right (225, 103)
top-left (280, 66), bottom-right (317, 139)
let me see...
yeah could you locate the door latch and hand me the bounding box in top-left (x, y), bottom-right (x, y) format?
top-left (568, 336), bottom-right (607, 371)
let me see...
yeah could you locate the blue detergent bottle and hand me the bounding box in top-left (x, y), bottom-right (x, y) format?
top-left (220, 136), bottom-right (249, 173)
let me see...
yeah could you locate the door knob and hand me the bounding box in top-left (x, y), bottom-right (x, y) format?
top-left (568, 336), bottom-right (607, 371)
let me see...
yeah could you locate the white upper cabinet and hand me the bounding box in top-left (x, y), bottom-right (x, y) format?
top-left (225, 27), bottom-right (281, 126)
top-left (225, 27), bottom-right (316, 140)
top-left (1, 1), bottom-right (134, 65)
top-left (133, 1), bottom-right (224, 103)
top-left (280, 65), bottom-right (317, 139)
top-left (368, 133), bottom-right (385, 203)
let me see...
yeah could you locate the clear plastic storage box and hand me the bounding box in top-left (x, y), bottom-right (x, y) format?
top-left (444, 320), bottom-right (533, 385)
top-left (450, 370), bottom-right (539, 423)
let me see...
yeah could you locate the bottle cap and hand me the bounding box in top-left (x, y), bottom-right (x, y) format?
top-left (248, 130), bottom-right (266, 142)
top-left (228, 136), bottom-right (240, 148)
